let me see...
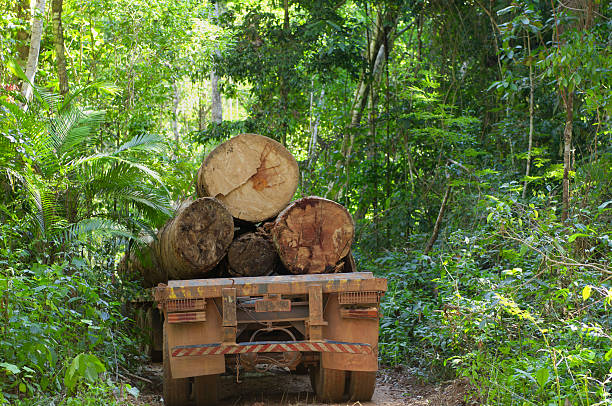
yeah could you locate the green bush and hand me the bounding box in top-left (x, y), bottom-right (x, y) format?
top-left (367, 190), bottom-right (612, 404)
top-left (0, 249), bottom-right (138, 402)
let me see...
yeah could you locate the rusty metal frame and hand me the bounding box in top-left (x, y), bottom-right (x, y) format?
top-left (154, 272), bottom-right (386, 301)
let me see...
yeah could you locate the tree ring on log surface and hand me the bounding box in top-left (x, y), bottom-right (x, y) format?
top-left (272, 196), bottom-right (355, 274)
top-left (196, 133), bottom-right (299, 222)
top-left (156, 197), bottom-right (234, 280)
top-left (227, 232), bottom-right (278, 277)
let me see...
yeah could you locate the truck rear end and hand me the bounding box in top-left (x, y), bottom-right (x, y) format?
top-left (153, 271), bottom-right (386, 405)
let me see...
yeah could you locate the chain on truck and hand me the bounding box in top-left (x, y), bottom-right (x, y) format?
top-left (149, 270), bottom-right (387, 405)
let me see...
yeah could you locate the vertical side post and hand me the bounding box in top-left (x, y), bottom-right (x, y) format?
top-left (222, 288), bottom-right (237, 344)
top-left (308, 285), bottom-right (327, 341)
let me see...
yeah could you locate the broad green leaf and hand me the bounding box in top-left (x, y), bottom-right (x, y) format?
top-left (605, 348), bottom-right (612, 362)
top-left (534, 368), bottom-right (549, 388)
top-left (0, 362), bottom-right (21, 375)
top-left (569, 233), bottom-right (590, 242)
top-left (582, 285), bottom-right (593, 301)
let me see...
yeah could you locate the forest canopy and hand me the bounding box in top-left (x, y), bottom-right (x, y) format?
top-left (0, 0), bottom-right (610, 404)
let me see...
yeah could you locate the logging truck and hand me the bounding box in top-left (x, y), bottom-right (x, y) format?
top-left (151, 269), bottom-right (387, 405)
top-left (124, 133), bottom-right (386, 404)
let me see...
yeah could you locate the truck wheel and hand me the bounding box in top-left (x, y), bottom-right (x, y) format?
top-left (193, 374), bottom-right (219, 406)
top-left (348, 371), bottom-right (376, 401)
top-left (309, 365), bottom-right (346, 402)
top-left (163, 329), bottom-right (190, 406)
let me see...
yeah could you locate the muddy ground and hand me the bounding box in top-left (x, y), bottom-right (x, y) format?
top-left (124, 364), bottom-right (475, 406)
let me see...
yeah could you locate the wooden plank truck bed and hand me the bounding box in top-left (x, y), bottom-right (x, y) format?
top-left (153, 272), bottom-right (387, 405)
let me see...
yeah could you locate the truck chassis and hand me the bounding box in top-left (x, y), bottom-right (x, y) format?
top-left (153, 271), bottom-right (387, 405)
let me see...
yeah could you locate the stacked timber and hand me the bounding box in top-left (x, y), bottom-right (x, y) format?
top-left (271, 197), bottom-right (354, 274)
top-left (120, 133), bottom-right (356, 283)
top-left (196, 133), bottom-right (299, 222)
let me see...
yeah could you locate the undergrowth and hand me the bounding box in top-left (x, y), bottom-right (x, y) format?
top-left (364, 172), bottom-right (612, 405)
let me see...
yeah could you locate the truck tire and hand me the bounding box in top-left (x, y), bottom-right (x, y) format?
top-left (148, 306), bottom-right (163, 362)
top-left (163, 329), bottom-right (190, 406)
top-left (193, 374), bottom-right (219, 406)
top-left (348, 371), bottom-right (376, 401)
top-left (309, 365), bottom-right (346, 402)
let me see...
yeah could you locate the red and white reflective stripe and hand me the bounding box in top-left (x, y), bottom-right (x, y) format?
top-left (167, 311), bottom-right (206, 323)
top-left (171, 341), bottom-right (372, 357)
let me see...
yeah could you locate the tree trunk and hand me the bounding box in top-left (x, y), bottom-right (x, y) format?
top-left (154, 197), bottom-right (234, 280)
top-left (522, 36), bottom-right (534, 199)
top-left (272, 196), bottom-right (354, 274)
top-left (210, 70), bottom-right (222, 123)
top-left (227, 232), bottom-right (278, 277)
top-left (51, 0), bottom-right (69, 95)
top-left (210, 1), bottom-right (223, 124)
top-left (561, 89), bottom-right (573, 223)
top-left (20, 0), bottom-right (46, 104)
top-left (15, 0), bottom-right (30, 75)
top-left (327, 4), bottom-right (399, 200)
top-left (197, 133), bottom-right (299, 222)
top-left (424, 183), bottom-right (452, 255)
top-left (171, 80), bottom-right (180, 144)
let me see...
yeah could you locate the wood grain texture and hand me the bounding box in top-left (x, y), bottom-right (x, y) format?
top-left (272, 196), bottom-right (354, 274)
top-left (196, 133), bottom-right (299, 222)
top-left (154, 197), bottom-right (234, 280)
top-left (227, 232), bottom-right (278, 277)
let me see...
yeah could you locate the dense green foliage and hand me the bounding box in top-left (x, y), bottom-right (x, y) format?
top-left (0, 0), bottom-right (610, 404)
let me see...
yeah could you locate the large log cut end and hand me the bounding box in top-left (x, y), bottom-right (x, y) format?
top-left (155, 197), bottom-right (234, 280)
top-left (196, 133), bottom-right (299, 222)
top-left (272, 196), bottom-right (355, 274)
top-left (227, 232), bottom-right (278, 277)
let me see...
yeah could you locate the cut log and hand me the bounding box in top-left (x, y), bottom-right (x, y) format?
top-left (272, 196), bottom-right (354, 274)
top-left (227, 232), bottom-right (278, 277)
top-left (154, 197), bottom-right (234, 280)
top-left (196, 133), bottom-right (299, 222)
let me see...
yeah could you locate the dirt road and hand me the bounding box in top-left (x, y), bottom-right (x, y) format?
top-left (130, 364), bottom-right (473, 406)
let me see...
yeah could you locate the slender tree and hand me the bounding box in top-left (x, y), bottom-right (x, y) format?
top-left (52, 0), bottom-right (69, 95)
top-left (210, 1), bottom-right (223, 124)
top-left (522, 34), bottom-right (534, 199)
top-left (21, 0), bottom-right (47, 104)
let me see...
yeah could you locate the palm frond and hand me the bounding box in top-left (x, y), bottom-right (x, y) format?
top-left (113, 133), bottom-right (165, 155)
top-left (56, 110), bottom-right (106, 158)
top-left (62, 218), bottom-right (141, 243)
top-left (25, 179), bottom-right (63, 238)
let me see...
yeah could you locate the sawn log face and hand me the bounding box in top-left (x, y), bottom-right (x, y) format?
top-left (272, 196), bottom-right (355, 274)
top-left (155, 197), bottom-right (234, 280)
top-left (196, 133), bottom-right (299, 222)
top-left (227, 232), bottom-right (278, 277)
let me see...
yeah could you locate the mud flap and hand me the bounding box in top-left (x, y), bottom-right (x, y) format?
top-left (166, 300), bottom-right (225, 378)
top-left (321, 294), bottom-right (379, 372)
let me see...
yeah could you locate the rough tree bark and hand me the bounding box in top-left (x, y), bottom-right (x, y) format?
top-left (20, 0), bottom-right (46, 104)
top-left (561, 89), bottom-right (573, 222)
top-left (51, 0), bottom-right (69, 95)
top-left (272, 197), bottom-right (354, 274)
top-left (197, 133), bottom-right (299, 222)
top-left (118, 237), bottom-right (164, 287)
